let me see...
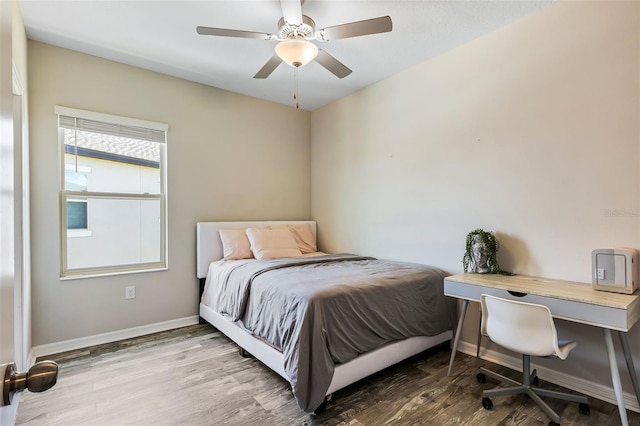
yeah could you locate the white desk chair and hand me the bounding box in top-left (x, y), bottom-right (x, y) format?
top-left (478, 294), bottom-right (590, 425)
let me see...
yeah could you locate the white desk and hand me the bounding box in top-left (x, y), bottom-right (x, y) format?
top-left (444, 273), bottom-right (640, 426)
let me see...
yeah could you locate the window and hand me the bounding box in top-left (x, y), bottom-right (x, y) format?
top-left (66, 200), bottom-right (87, 229)
top-left (57, 106), bottom-right (168, 278)
top-left (65, 165), bottom-right (91, 235)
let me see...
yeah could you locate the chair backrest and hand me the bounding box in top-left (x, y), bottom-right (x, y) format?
top-left (480, 294), bottom-right (566, 359)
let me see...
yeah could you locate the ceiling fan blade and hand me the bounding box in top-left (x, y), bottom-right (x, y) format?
top-left (196, 26), bottom-right (273, 40)
top-left (254, 54), bottom-right (283, 79)
top-left (318, 16), bottom-right (392, 41)
top-left (280, 0), bottom-right (303, 25)
top-left (315, 50), bottom-right (352, 79)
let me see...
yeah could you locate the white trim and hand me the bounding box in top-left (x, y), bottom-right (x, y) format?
top-left (0, 392), bottom-right (19, 426)
top-left (54, 105), bottom-right (168, 132)
top-left (64, 191), bottom-right (161, 200)
top-left (12, 60), bottom-right (23, 95)
top-left (457, 340), bottom-right (640, 413)
top-left (27, 348), bottom-right (36, 367)
top-left (31, 316), bottom-right (199, 359)
top-left (59, 266), bottom-right (168, 281)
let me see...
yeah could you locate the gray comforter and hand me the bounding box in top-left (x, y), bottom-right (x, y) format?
top-left (202, 254), bottom-right (455, 412)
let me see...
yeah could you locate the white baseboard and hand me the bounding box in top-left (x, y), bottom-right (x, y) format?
top-left (31, 316), bottom-right (200, 359)
top-left (457, 341), bottom-right (640, 414)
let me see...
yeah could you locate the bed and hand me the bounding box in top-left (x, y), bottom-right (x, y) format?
top-left (196, 220), bottom-right (455, 414)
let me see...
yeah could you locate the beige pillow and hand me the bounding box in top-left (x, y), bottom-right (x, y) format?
top-left (218, 229), bottom-right (253, 260)
top-left (271, 224), bottom-right (317, 254)
top-left (245, 227), bottom-right (302, 260)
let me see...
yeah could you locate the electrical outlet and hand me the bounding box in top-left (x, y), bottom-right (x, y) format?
top-left (597, 269), bottom-right (605, 280)
top-left (125, 286), bottom-right (136, 300)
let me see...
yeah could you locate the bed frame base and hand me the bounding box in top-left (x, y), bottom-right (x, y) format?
top-left (200, 303), bottom-right (452, 403)
top-left (313, 396), bottom-right (329, 416)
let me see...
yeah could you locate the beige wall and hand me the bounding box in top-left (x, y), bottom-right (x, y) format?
top-left (312, 1), bottom-right (640, 400)
top-left (29, 41), bottom-right (311, 346)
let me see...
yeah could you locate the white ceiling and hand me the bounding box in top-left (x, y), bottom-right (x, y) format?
top-left (19, 0), bottom-right (553, 111)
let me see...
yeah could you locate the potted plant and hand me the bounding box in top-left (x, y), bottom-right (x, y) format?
top-left (462, 229), bottom-right (511, 275)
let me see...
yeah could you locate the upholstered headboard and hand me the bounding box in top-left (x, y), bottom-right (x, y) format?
top-left (196, 221), bottom-right (317, 279)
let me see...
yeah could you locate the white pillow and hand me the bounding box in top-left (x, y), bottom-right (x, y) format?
top-left (245, 227), bottom-right (302, 260)
top-left (218, 229), bottom-right (253, 260)
top-left (270, 224), bottom-right (317, 254)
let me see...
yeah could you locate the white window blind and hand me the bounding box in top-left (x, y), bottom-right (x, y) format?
top-left (57, 115), bottom-right (166, 144)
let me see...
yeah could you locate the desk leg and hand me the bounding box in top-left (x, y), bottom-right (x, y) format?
top-left (447, 299), bottom-right (469, 377)
top-left (476, 308), bottom-right (482, 358)
top-left (604, 329), bottom-right (628, 426)
top-left (618, 331), bottom-right (640, 407)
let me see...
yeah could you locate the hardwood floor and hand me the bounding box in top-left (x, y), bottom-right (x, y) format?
top-left (16, 324), bottom-right (638, 425)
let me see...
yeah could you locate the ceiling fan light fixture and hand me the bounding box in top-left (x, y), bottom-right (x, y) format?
top-left (275, 38), bottom-right (318, 67)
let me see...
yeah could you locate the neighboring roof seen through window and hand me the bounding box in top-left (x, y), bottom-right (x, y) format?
top-left (64, 129), bottom-right (160, 168)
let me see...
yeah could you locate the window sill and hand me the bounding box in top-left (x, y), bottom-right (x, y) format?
top-left (60, 265), bottom-right (168, 281)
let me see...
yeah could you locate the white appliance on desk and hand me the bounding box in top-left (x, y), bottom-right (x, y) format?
top-left (592, 248), bottom-right (639, 294)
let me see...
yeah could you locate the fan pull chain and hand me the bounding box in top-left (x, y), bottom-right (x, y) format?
top-left (293, 66), bottom-right (299, 109)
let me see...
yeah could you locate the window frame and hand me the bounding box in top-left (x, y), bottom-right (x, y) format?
top-left (57, 106), bottom-right (168, 279)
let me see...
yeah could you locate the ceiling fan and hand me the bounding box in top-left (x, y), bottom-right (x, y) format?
top-left (196, 0), bottom-right (392, 80)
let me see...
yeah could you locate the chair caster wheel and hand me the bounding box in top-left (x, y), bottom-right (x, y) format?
top-left (476, 373), bottom-right (486, 383)
top-left (548, 422), bottom-right (560, 426)
top-left (482, 397), bottom-right (493, 410)
top-left (239, 347), bottom-right (250, 358)
top-left (579, 403), bottom-right (590, 416)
